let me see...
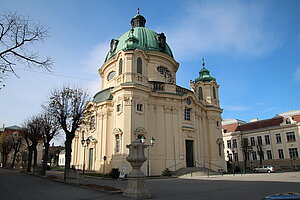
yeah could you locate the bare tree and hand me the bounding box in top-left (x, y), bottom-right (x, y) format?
top-left (46, 86), bottom-right (89, 179)
top-left (0, 132), bottom-right (13, 167)
top-left (39, 112), bottom-right (60, 175)
top-left (23, 116), bottom-right (43, 172)
top-left (256, 143), bottom-right (264, 166)
top-left (10, 131), bottom-right (24, 169)
top-left (241, 137), bottom-right (250, 171)
top-left (0, 12), bottom-right (53, 88)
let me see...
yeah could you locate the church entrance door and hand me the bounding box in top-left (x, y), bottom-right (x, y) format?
top-left (185, 140), bottom-right (194, 167)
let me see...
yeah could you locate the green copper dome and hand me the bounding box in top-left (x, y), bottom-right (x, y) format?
top-left (105, 14), bottom-right (173, 62)
top-left (195, 59), bottom-right (216, 82)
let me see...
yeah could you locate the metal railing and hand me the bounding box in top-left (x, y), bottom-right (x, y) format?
top-left (150, 82), bottom-right (165, 92)
top-left (166, 163), bottom-right (182, 173)
top-left (176, 86), bottom-right (190, 95)
top-left (195, 161), bottom-right (224, 177)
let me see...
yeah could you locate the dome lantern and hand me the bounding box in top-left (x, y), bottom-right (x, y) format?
top-left (195, 58), bottom-right (216, 83)
top-left (130, 8), bottom-right (146, 28)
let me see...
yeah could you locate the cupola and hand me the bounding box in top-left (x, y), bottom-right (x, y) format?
top-left (130, 9), bottom-right (146, 28)
top-left (195, 59), bottom-right (216, 83)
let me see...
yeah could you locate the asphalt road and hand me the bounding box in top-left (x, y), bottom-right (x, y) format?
top-left (1, 168), bottom-right (300, 200)
top-left (0, 168), bottom-right (126, 200)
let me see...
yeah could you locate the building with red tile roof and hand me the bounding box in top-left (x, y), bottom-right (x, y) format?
top-left (223, 110), bottom-right (300, 172)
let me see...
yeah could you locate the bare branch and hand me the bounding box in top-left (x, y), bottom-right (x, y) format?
top-left (0, 12), bottom-right (53, 83)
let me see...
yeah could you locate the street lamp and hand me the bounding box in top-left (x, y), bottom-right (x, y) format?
top-left (81, 136), bottom-right (90, 174)
top-left (140, 136), bottom-right (155, 176)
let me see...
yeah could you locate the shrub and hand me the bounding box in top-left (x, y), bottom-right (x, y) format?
top-left (46, 165), bottom-right (51, 171)
top-left (161, 168), bottom-right (172, 176)
top-left (109, 168), bottom-right (120, 179)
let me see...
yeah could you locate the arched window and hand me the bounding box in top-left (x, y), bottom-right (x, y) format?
top-left (137, 57), bottom-right (142, 74)
top-left (119, 58), bottom-right (123, 75)
top-left (198, 87), bottom-right (203, 100)
top-left (213, 86), bottom-right (216, 99)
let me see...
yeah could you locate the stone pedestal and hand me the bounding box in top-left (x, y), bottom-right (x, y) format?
top-left (123, 139), bottom-right (151, 199)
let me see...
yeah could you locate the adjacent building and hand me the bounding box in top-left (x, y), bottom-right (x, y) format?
top-left (223, 110), bottom-right (300, 171)
top-left (0, 125), bottom-right (43, 169)
top-left (71, 13), bottom-right (226, 175)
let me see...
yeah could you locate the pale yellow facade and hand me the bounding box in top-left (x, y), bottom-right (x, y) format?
top-left (223, 111), bottom-right (300, 171)
top-left (71, 15), bottom-right (225, 176)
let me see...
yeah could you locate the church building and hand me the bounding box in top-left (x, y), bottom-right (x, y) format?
top-left (71, 12), bottom-right (226, 176)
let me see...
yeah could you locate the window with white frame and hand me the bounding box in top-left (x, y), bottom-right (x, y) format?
top-left (278, 149), bottom-right (284, 159)
top-left (227, 140), bottom-right (232, 149)
top-left (286, 118), bottom-right (291, 124)
top-left (265, 135), bottom-right (270, 145)
top-left (232, 139), bottom-right (237, 148)
top-left (257, 136), bottom-right (263, 145)
top-left (252, 151), bottom-right (257, 160)
top-left (286, 132), bottom-right (296, 142)
top-left (250, 137), bottom-right (255, 146)
top-left (289, 148), bottom-right (299, 158)
top-left (234, 153), bottom-right (239, 161)
top-left (276, 133), bottom-right (282, 143)
top-left (184, 107), bottom-right (191, 121)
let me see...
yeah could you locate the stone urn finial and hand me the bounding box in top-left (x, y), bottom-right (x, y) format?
top-left (123, 139), bottom-right (151, 199)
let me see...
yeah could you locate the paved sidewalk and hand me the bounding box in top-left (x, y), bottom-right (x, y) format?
top-left (180, 171), bottom-right (300, 183)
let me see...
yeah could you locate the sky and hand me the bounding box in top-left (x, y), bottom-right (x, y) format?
top-left (1, 0), bottom-right (300, 130)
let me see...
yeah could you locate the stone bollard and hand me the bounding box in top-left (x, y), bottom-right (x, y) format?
top-left (123, 139), bottom-right (151, 199)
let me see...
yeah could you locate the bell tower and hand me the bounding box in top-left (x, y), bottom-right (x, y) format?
top-left (191, 59), bottom-right (220, 108)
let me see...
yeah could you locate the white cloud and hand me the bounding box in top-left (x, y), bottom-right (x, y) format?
top-left (166, 1), bottom-right (281, 60)
top-left (81, 42), bottom-right (109, 74)
top-left (87, 80), bottom-right (102, 97)
top-left (80, 42), bottom-right (110, 94)
top-left (293, 67), bottom-right (300, 82)
top-left (223, 105), bottom-right (251, 111)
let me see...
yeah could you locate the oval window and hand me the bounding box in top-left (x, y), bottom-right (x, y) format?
top-left (157, 66), bottom-right (168, 75)
top-left (185, 97), bottom-right (191, 105)
top-left (107, 71), bottom-right (115, 81)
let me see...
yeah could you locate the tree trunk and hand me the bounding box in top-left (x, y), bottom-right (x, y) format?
top-left (65, 140), bottom-right (72, 173)
top-left (244, 156), bottom-right (247, 171)
top-left (10, 150), bottom-right (18, 169)
top-left (3, 153), bottom-right (8, 167)
top-left (33, 146), bottom-right (38, 168)
top-left (64, 133), bottom-right (74, 181)
top-left (259, 156), bottom-right (262, 165)
top-left (27, 148), bottom-right (33, 172)
top-left (41, 143), bottom-right (50, 176)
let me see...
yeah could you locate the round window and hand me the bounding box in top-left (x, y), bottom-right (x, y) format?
top-left (107, 71), bottom-right (115, 81)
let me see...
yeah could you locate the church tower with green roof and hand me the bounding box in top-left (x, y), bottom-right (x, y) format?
top-left (191, 58), bottom-right (220, 108)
